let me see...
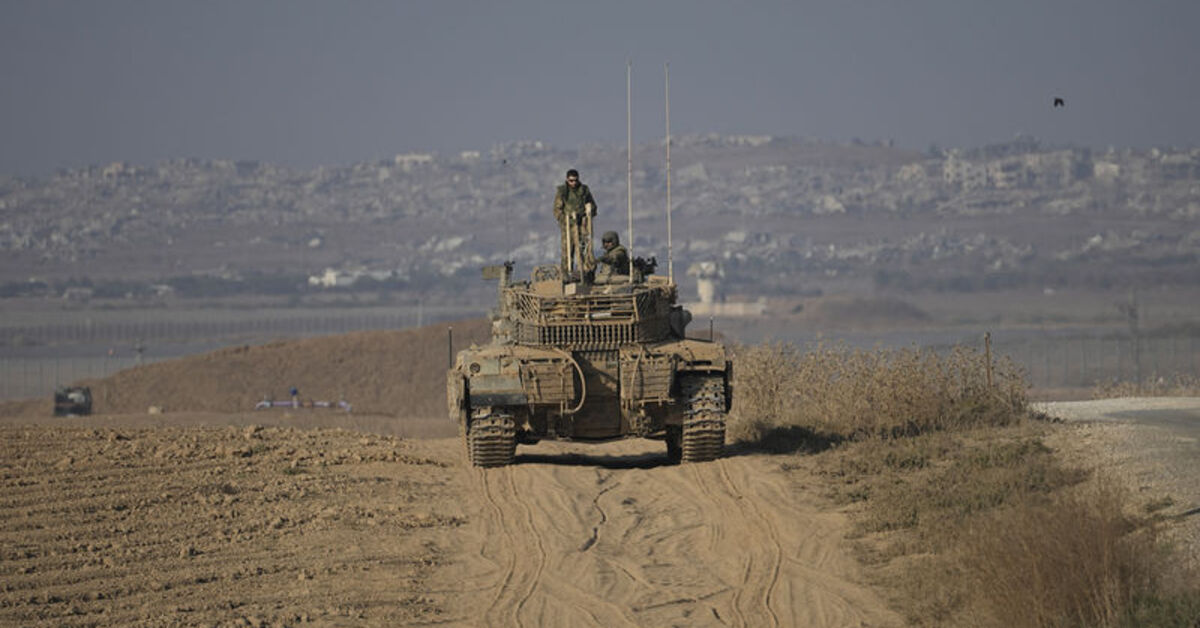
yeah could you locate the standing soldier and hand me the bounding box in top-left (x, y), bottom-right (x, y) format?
top-left (553, 169), bottom-right (596, 273)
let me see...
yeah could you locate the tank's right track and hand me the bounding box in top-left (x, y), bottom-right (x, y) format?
top-left (680, 375), bottom-right (726, 462)
top-left (466, 412), bottom-right (517, 468)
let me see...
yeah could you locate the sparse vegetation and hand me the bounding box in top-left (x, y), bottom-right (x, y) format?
top-left (957, 479), bottom-right (1171, 628)
top-left (730, 342), bottom-right (1025, 445)
top-left (730, 341), bottom-right (1199, 627)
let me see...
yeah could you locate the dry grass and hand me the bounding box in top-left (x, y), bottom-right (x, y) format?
top-left (730, 342), bottom-right (1026, 447)
top-left (838, 434), bottom-right (1088, 538)
top-left (732, 340), bottom-right (1200, 627)
top-left (1092, 373), bottom-right (1200, 399)
top-left (959, 479), bottom-right (1157, 628)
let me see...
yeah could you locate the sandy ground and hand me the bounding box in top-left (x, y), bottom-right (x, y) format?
top-left (7, 398), bottom-right (1199, 626)
top-left (1, 411), bottom-right (900, 627)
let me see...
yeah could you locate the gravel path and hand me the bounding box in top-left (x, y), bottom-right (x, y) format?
top-left (1035, 397), bottom-right (1200, 569)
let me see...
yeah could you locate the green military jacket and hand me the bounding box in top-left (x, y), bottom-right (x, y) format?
top-left (554, 183), bottom-right (596, 221)
top-left (599, 244), bottom-right (629, 274)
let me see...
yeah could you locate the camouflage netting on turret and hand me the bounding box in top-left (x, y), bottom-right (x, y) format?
top-left (503, 284), bottom-right (676, 350)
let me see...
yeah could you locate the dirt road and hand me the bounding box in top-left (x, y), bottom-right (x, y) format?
top-left (1, 413), bottom-right (899, 627)
top-left (435, 439), bottom-right (897, 628)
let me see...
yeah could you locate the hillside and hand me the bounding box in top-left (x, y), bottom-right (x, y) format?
top-left (65, 319), bottom-right (490, 417)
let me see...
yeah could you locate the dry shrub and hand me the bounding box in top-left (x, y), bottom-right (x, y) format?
top-left (859, 437), bottom-right (1086, 537)
top-left (730, 342), bottom-right (1028, 448)
top-left (1120, 592), bottom-right (1200, 628)
top-left (959, 478), bottom-right (1162, 628)
top-left (1093, 373), bottom-right (1200, 399)
top-left (821, 431), bottom-right (1087, 543)
top-left (727, 342), bottom-right (806, 444)
top-left (828, 431), bottom-right (1198, 628)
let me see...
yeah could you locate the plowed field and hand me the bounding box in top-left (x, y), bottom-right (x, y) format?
top-left (1, 413), bottom-right (899, 627)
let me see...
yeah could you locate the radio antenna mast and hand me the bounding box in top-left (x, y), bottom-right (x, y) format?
top-left (665, 62), bottom-right (673, 284)
top-left (626, 59), bottom-right (635, 283)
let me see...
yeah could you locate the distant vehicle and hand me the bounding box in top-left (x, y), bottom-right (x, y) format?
top-left (54, 386), bottom-right (93, 417)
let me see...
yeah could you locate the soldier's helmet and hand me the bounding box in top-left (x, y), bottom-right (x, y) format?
top-left (602, 231), bottom-right (619, 245)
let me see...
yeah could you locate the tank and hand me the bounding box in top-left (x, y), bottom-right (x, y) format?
top-left (448, 256), bottom-right (731, 467)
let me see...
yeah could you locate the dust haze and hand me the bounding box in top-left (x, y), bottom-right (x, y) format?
top-left (2, 2), bottom-right (1200, 627)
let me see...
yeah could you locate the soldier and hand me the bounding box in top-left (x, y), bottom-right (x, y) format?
top-left (553, 169), bottom-right (596, 272)
top-left (597, 231), bottom-right (630, 276)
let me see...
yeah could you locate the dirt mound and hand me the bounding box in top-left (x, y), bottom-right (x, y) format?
top-left (75, 319), bottom-right (490, 417)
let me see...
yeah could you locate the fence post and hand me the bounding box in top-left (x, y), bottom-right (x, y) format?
top-left (1152, 337), bottom-right (1159, 380)
top-left (1080, 336), bottom-right (1088, 386)
top-left (1172, 335), bottom-right (1179, 376)
top-left (1062, 340), bottom-right (1068, 387)
top-left (1115, 338), bottom-right (1122, 382)
top-left (1027, 338), bottom-right (1034, 388)
top-left (984, 331), bottom-right (993, 389)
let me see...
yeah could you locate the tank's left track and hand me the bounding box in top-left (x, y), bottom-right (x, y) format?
top-left (466, 411), bottom-right (517, 468)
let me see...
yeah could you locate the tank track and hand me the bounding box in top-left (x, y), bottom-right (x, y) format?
top-left (466, 412), bottom-right (517, 468)
top-left (680, 375), bottom-right (726, 462)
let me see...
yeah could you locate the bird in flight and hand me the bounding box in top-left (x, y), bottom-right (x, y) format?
top-left (1053, 97), bottom-right (1065, 108)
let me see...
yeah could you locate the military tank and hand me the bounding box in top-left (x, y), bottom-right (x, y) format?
top-left (447, 258), bottom-right (731, 467)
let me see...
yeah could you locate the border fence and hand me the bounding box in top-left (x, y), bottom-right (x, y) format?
top-left (2, 311), bottom-right (1197, 402)
top-left (999, 334), bottom-right (1199, 390)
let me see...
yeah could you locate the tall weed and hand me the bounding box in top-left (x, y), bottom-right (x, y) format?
top-left (731, 342), bottom-right (1027, 447)
top-left (959, 479), bottom-right (1161, 628)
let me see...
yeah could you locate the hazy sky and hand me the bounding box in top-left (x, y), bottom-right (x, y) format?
top-left (2, 0), bottom-right (1198, 175)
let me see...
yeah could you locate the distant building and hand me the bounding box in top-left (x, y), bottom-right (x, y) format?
top-left (1158, 152), bottom-right (1199, 180)
top-left (61, 287), bottom-right (93, 302)
top-left (687, 261), bottom-right (725, 304)
top-left (942, 152), bottom-right (987, 190)
top-left (1093, 161), bottom-right (1120, 183)
top-left (308, 267), bottom-right (395, 288)
top-left (684, 261), bottom-right (767, 317)
top-left (393, 153), bottom-right (434, 170)
top-left (944, 149), bottom-right (1079, 190)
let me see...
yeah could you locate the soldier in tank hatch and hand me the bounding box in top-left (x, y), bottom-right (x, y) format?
top-left (597, 231), bottom-right (630, 276)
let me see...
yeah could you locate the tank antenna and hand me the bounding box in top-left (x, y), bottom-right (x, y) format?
top-left (626, 59), bottom-right (635, 283)
top-left (665, 62), bottom-right (673, 284)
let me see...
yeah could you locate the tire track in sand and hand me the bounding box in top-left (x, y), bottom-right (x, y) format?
top-left (506, 468), bottom-right (549, 626)
top-left (476, 468), bottom-right (547, 628)
top-left (717, 458), bottom-right (783, 628)
top-left (469, 460), bottom-right (639, 628)
top-left (448, 439), bottom-right (901, 628)
top-left (689, 463), bottom-right (749, 627)
top-left (477, 470), bottom-right (524, 627)
top-left (687, 460), bottom-right (782, 628)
